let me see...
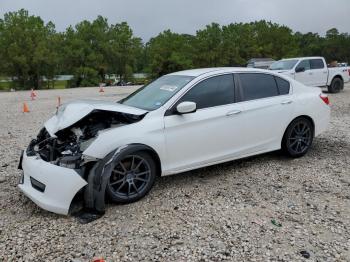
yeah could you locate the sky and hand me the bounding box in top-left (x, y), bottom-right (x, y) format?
top-left (1, 0), bottom-right (349, 41)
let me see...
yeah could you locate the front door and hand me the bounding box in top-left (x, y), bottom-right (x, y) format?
top-left (164, 74), bottom-right (245, 172)
top-left (295, 59), bottom-right (314, 86)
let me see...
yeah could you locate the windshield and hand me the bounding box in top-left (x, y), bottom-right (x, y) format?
top-left (119, 75), bottom-right (195, 110)
top-left (270, 60), bottom-right (298, 70)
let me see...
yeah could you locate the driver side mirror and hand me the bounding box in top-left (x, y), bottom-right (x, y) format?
top-left (176, 101), bottom-right (197, 114)
top-left (295, 67), bottom-right (305, 73)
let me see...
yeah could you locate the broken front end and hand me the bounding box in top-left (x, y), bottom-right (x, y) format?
top-left (18, 109), bottom-right (144, 216)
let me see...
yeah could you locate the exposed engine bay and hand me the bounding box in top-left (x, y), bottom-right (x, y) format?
top-left (26, 110), bottom-right (144, 170)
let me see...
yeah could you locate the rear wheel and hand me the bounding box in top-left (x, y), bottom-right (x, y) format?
top-left (328, 77), bottom-right (343, 93)
top-left (282, 118), bottom-right (314, 158)
top-left (106, 152), bottom-right (156, 203)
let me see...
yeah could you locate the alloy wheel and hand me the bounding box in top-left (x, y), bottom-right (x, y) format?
top-left (108, 155), bottom-right (151, 198)
top-left (287, 121), bottom-right (312, 154)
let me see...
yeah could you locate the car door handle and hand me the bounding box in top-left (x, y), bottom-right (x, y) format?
top-left (226, 110), bottom-right (242, 116)
top-left (308, 72), bottom-right (313, 75)
top-left (281, 100), bottom-right (293, 105)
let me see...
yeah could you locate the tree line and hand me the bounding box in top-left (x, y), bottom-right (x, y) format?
top-left (0, 9), bottom-right (349, 90)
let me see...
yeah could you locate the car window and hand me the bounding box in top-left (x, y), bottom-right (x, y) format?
top-left (238, 73), bottom-right (279, 101)
top-left (269, 59), bottom-right (298, 70)
top-left (120, 75), bottom-right (194, 110)
top-left (310, 59), bottom-right (325, 69)
top-left (296, 60), bottom-right (311, 71)
top-left (275, 76), bottom-right (290, 95)
top-left (178, 74), bottom-right (234, 110)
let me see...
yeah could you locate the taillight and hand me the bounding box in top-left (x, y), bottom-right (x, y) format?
top-left (320, 93), bottom-right (330, 105)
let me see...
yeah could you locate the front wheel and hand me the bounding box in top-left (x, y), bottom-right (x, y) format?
top-left (282, 118), bottom-right (314, 158)
top-left (328, 78), bottom-right (343, 93)
top-left (106, 152), bottom-right (156, 203)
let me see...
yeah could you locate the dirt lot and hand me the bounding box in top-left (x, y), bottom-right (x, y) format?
top-left (0, 84), bottom-right (349, 261)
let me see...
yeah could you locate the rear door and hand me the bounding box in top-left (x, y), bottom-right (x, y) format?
top-left (310, 58), bottom-right (328, 86)
top-left (235, 73), bottom-right (294, 152)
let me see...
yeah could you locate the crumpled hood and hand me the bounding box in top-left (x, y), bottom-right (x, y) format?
top-left (44, 99), bottom-right (147, 136)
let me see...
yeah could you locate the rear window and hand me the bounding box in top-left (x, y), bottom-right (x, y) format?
top-left (239, 73), bottom-right (279, 101)
top-left (274, 76), bottom-right (290, 95)
top-left (310, 59), bottom-right (325, 69)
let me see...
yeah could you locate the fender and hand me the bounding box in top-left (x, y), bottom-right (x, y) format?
top-left (79, 144), bottom-right (159, 223)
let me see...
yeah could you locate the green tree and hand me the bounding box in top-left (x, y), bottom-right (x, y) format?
top-left (62, 16), bottom-right (108, 87)
top-left (146, 30), bottom-right (194, 77)
top-left (106, 22), bottom-right (143, 81)
top-left (222, 23), bottom-right (259, 66)
top-left (193, 23), bottom-right (225, 67)
top-left (250, 21), bottom-right (298, 59)
top-left (294, 32), bottom-right (323, 57)
top-left (62, 18), bottom-right (141, 87)
top-left (1, 9), bottom-right (350, 88)
top-left (323, 28), bottom-right (350, 62)
top-left (0, 9), bottom-right (58, 89)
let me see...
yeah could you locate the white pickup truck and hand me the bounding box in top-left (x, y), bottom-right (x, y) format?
top-left (269, 57), bottom-right (350, 93)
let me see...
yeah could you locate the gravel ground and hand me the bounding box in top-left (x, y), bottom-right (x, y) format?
top-left (0, 84), bottom-right (349, 261)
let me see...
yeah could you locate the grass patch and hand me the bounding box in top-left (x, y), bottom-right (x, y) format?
top-left (0, 76), bottom-right (10, 81)
top-left (0, 81), bottom-right (11, 91)
top-left (0, 80), bottom-right (67, 91)
top-left (52, 80), bottom-right (67, 89)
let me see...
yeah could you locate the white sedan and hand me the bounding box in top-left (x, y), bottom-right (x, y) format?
top-left (18, 68), bottom-right (330, 217)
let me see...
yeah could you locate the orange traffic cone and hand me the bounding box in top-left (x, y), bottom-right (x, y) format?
top-left (23, 102), bottom-right (30, 113)
top-left (99, 84), bottom-right (104, 93)
top-left (92, 259), bottom-right (105, 262)
top-left (57, 96), bottom-right (61, 108)
top-left (30, 89), bottom-right (37, 100)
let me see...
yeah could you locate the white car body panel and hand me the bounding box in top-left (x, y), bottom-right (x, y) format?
top-left (292, 85), bottom-right (330, 136)
top-left (83, 114), bottom-right (168, 168)
top-left (164, 103), bottom-right (246, 172)
top-left (19, 152), bottom-right (87, 215)
top-left (19, 67), bottom-right (331, 214)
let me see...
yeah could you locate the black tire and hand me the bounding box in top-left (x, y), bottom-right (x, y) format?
top-left (282, 117), bottom-right (314, 158)
top-left (106, 151), bottom-right (156, 203)
top-left (328, 77), bottom-right (343, 93)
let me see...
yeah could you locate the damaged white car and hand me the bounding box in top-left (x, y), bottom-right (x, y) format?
top-left (18, 68), bottom-right (330, 218)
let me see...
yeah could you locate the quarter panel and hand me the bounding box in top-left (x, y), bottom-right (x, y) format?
top-left (290, 83), bottom-right (330, 136)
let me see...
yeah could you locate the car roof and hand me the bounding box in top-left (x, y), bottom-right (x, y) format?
top-left (168, 67), bottom-right (269, 77)
top-left (279, 57), bottom-right (324, 61)
top-left (247, 58), bottom-right (275, 63)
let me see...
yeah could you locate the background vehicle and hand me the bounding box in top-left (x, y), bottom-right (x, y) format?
top-left (18, 68), bottom-right (330, 216)
top-left (337, 62), bottom-right (348, 67)
top-left (336, 63), bottom-right (350, 79)
top-left (247, 58), bottom-right (275, 69)
top-left (270, 57), bottom-right (350, 93)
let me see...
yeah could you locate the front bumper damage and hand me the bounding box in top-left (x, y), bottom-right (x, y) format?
top-left (18, 142), bottom-right (152, 223)
top-left (18, 143), bottom-right (143, 223)
top-left (18, 151), bottom-right (87, 215)
top-left (17, 103), bottom-right (147, 220)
